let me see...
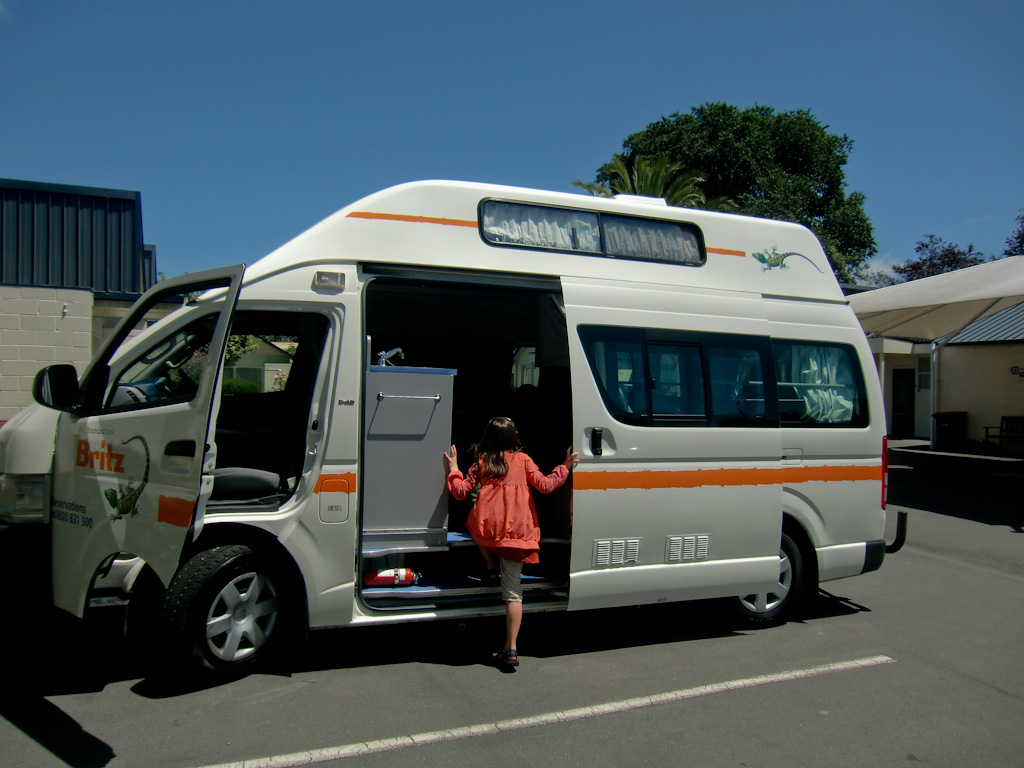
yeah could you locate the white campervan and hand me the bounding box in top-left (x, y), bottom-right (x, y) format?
top-left (0, 181), bottom-right (902, 673)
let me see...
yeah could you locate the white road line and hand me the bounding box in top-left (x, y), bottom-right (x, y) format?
top-left (197, 655), bottom-right (896, 768)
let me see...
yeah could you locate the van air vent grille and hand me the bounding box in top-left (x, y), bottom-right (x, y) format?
top-left (593, 538), bottom-right (641, 568)
top-left (665, 535), bottom-right (711, 563)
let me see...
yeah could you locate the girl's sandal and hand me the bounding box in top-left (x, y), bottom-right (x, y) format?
top-left (493, 649), bottom-right (519, 668)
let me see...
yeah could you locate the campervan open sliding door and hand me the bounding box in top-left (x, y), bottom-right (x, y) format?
top-left (562, 276), bottom-right (783, 611)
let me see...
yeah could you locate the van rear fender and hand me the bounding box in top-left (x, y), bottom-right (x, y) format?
top-left (781, 486), bottom-right (827, 549)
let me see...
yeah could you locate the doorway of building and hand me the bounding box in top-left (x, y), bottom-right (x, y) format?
top-left (891, 368), bottom-right (916, 438)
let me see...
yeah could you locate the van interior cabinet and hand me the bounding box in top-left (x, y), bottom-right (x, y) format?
top-left (361, 365), bottom-right (456, 553)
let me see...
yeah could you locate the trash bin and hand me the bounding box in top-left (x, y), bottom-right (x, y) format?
top-left (932, 411), bottom-right (967, 451)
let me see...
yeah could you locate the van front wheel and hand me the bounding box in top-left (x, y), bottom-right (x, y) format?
top-left (165, 545), bottom-right (284, 673)
top-left (734, 532), bottom-right (804, 627)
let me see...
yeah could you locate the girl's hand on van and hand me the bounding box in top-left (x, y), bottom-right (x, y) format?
top-left (444, 445), bottom-right (459, 474)
top-left (563, 447), bottom-right (579, 470)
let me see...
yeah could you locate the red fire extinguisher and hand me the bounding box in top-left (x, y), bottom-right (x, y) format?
top-left (363, 568), bottom-right (420, 587)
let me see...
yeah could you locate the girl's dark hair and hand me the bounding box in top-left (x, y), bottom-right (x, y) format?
top-left (476, 417), bottom-right (521, 478)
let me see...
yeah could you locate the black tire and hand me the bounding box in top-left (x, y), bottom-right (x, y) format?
top-left (163, 545), bottom-right (286, 674)
top-left (734, 531), bottom-right (805, 627)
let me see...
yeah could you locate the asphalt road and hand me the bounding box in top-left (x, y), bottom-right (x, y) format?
top-left (2, 445), bottom-right (1022, 768)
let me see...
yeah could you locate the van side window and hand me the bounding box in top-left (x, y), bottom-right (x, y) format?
top-left (105, 314), bottom-right (217, 410)
top-left (705, 338), bottom-right (774, 427)
top-left (482, 201), bottom-right (601, 253)
top-left (773, 340), bottom-right (868, 427)
top-left (577, 326), bottom-right (649, 424)
top-left (480, 200), bottom-right (707, 266)
top-left (579, 326), bottom-right (777, 428)
top-left (602, 215), bottom-right (703, 264)
top-left (649, 343), bottom-right (705, 421)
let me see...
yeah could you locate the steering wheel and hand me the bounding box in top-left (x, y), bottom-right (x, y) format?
top-left (153, 376), bottom-right (174, 399)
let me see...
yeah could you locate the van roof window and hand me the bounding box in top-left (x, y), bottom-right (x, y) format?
top-left (479, 200), bottom-right (706, 266)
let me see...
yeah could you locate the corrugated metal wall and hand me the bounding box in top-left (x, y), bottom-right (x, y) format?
top-left (0, 178), bottom-right (155, 296)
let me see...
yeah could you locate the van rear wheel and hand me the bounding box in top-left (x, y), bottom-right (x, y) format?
top-left (164, 545), bottom-right (285, 673)
top-left (734, 532), bottom-right (804, 627)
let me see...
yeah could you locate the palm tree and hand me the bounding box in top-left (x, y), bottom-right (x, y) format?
top-left (570, 179), bottom-right (614, 197)
top-left (574, 154), bottom-right (737, 212)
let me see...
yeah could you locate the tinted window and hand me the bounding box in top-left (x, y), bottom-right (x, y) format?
top-left (579, 326), bottom-right (776, 428)
top-left (773, 340), bottom-right (868, 427)
top-left (578, 326), bottom-right (649, 424)
top-left (649, 343), bottom-right (705, 420)
top-left (705, 337), bottom-right (774, 427)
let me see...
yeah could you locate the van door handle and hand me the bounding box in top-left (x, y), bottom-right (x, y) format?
top-left (782, 449), bottom-right (803, 465)
top-left (165, 440), bottom-right (196, 457)
top-left (590, 427), bottom-right (603, 457)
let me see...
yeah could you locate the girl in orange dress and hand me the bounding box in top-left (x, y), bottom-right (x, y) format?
top-left (444, 417), bottom-right (577, 668)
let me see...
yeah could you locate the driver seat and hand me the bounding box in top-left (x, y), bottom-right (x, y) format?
top-left (209, 467), bottom-right (281, 502)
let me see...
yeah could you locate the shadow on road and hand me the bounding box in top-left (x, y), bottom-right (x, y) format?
top-left (0, 694), bottom-right (115, 768)
top-left (1, 584), bottom-right (870, 704)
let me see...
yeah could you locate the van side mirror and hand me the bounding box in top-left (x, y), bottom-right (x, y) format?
top-left (32, 364), bottom-right (80, 411)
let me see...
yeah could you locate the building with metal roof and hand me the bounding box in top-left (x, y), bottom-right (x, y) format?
top-left (0, 177), bottom-right (162, 423)
top-left (949, 301), bottom-right (1024, 344)
top-left (862, 295), bottom-right (1024, 452)
top-left (1, 177), bottom-right (156, 297)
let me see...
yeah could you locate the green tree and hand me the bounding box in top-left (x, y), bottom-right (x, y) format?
top-left (224, 334), bottom-right (262, 367)
top-left (864, 269), bottom-right (902, 287)
top-left (179, 334), bottom-right (261, 387)
top-left (1003, 208), bottom-right (1024, 257)
top-left (892, 235), bottom-right (986, 282)
top-left (588, 103), bottom-right (876, 282)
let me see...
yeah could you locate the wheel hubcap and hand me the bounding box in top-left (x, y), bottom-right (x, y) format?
top-left (739, 547), bottom-right (792, 614)
top-left (206, 572), bottom-right (279, 662)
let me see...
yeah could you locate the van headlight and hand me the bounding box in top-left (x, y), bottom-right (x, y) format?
top-left (0, 474), bottom-right (51, 523)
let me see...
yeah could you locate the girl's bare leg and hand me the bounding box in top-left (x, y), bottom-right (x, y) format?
top-left (505, 600), bottom-right (522, 651)
top-left (478, 544), bottom-right (496, 574)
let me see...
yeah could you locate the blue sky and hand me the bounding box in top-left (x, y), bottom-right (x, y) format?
top-left (1, 1), bottom-right (1021, 280)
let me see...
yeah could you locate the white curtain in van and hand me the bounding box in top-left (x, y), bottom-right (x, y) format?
top-left (603, 218), bottom-right (702, 264)
top-left (788, 345), bottom-right (855, 423)
top-left (483, 203), bottom-right (600, 252)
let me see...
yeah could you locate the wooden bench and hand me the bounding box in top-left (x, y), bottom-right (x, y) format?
top-left (984, 416), bottom-right (1024, 452)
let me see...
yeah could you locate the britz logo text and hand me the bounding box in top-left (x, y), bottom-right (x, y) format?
top-left (76, 440), bottom-right (126, 473)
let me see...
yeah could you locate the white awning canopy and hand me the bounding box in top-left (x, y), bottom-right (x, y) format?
top-left (849, 255), bottom-right (1024, 341)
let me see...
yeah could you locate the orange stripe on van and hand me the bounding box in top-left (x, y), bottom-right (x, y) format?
top-left (346, 211), bottom-right (479, 229)
top-left (573, 464), bottom-right (882, 491)
top-left (707, 247), bottom-right (746, 257)
top-left (157, 495), bottom-right (196, 527)
top-left (314, 473), bottom-right (358, 494)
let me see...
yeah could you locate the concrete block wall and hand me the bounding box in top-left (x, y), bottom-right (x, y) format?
top-left (0, 286), bottom-right (93, 423)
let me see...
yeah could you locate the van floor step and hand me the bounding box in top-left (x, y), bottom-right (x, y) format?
top-left (361, 574), bottom-right (565, 600)
top-left (361, 531), bottom-right (571, 558)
